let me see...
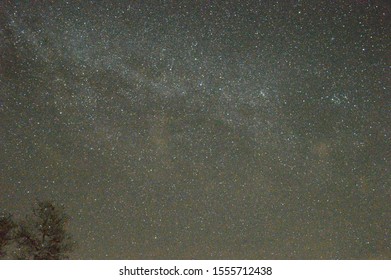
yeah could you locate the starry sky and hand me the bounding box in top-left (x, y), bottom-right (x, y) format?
top-left (0, 0), bottom-right (390, 259)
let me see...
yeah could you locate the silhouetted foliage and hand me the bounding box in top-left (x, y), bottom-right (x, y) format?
top-left (0, 213), bottom-right (16, 258)
top-left (14, 201), bottom-right (74, 260)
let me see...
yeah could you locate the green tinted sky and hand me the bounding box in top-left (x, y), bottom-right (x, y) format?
top-left (1, 0), bottom-right (390, 259)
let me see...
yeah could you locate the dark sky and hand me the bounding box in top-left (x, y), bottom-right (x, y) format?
top-left (0, 0), bottom-right (390, 259)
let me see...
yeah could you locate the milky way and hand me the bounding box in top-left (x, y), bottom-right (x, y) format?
top-left (1, 0), bottom-right (390, 259)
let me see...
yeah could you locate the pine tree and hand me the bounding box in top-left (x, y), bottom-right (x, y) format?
top-left (15, 201), bottom-right (74, 260)
top-left (0, 213), bottom-right (16, 258)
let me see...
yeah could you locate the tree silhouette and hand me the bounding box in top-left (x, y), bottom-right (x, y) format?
top-left (0, 213), bottom-right (16, 258)
top-left (15, 201), bottom-right (74, 260)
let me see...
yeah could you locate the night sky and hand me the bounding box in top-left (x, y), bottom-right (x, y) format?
top-left (1, 0), bottom-right (390, 259)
